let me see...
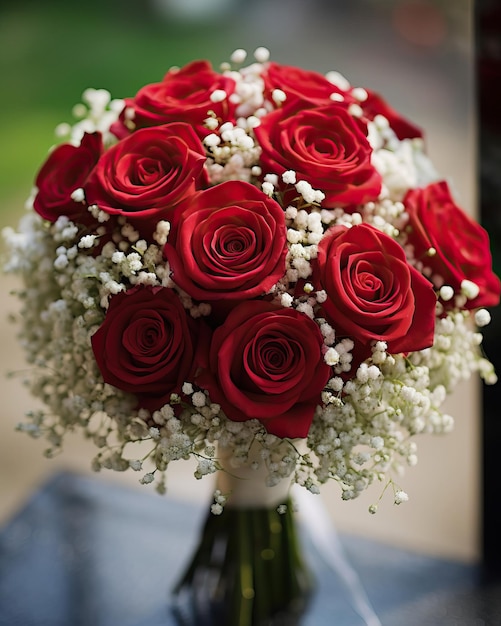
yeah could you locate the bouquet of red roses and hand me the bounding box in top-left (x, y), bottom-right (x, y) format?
top-left (4, 45), bottom-right (500, 626)
top-left (4, 46), bottom-right (499, 508)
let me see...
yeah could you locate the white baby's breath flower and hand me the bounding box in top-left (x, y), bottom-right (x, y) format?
top-left (204, 133), bottom-right (221, 147)
top-left (254, 47), bottom-right (270, 63)
top-left (140, 473), bottom-right (155, 485)
top-left (461, 279), bottom-right (480, 300)
top-left (394, 490), bottom-right (409, 505)
top-left (351, 87), bottom-right (368, 102)
top-left (78, 235), bottom-right (97, 249)
top-left (280, 293), bottom-right (293, 307)
top-left (475, 309), bottom-right (491, 327)
top-left (272, 89), bottom-right (287, 104)
top-left (230, 48), bottom-right (247, 64)
top-left (261, 181), bottom-right (274, 196)
top-left (211, 503), bottom-right (224, 515)
top-left (70, 188), bottom-right (85, 203)
top-left (325, 70), bottom-right (350, 90)
top-left (282, 170), bottom-right (296, 185)
top-left (438, 285), bottom-right (454, 302)
top-left (192, 391), bottom-right (207, 408)
top-left (295, 180), bottom-right (316, 204)
top-left (348, 103), bottom-right (363, 118)
top-left (324, 348), bottom-right (340, 366)
top-left (210, 89), bottom-right (227, 103)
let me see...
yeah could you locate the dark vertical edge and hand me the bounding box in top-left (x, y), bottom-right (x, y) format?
top-left (476, 0), bottom-right (501, 579)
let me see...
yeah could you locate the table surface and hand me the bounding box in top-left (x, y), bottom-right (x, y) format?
top-left (0, 471), bottom-right (500, 626)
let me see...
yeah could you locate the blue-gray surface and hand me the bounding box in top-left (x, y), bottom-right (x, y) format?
top-left (0, 472), bottom-right (499, 625)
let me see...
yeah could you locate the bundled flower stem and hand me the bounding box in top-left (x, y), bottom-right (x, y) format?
top-left (172, 498), bottom-right (313, 626)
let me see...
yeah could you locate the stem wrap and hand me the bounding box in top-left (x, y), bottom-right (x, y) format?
top-left (216, 442), bottom-right (292, 509)
top-left (172, 443), bottom-right (314, 625)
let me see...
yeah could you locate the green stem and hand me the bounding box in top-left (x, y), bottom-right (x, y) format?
top-left (234, 511), bottom-right (254, 626)
top-left (171, 498), bottom-right (314, 626)
top-left (251, 508), bottom-right (269, 622)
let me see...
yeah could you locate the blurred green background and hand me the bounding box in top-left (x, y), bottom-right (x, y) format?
top-left (0, 0), bottom-right (245, 230)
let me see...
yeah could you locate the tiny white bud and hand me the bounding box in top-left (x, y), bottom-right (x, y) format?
top-left (261, 181), bottom-right (274, 197)
top-left (348, 103), bottom-right (363, 118)
top-left (149, 427), bottom-right (160, 439)
top-left (192, 391), bottom-right (206, 407)
top-left (282, 170), bottom-right (297, 185)
top-left (55, 122), bottom-right (72, 137)
top-left (330, 92), bottom-right (345, 102)
top-left (247, 115), bottom-right (261, 129)
top-left (475, 308), bottom-right (491, 327)
top-left (461, 279), bottom-right (480, 300)
top-left (394, 490), bottom-right (409, 505)
top-left (204, 117), bottom-right (219, 130)
top-left (325, 70), bottom-right (350, 91)
top-left (324, 348), bottom-right (340, 366)
top-left (211, 503), bottom-right (224, 515)
top-left (204, 133), bottom-right (221, 147)
top-left (439, 285), bottom-right (454, 302)
top-left (316, 290), bottom-right (327, 304)
top-left (230, 48), bottom-right (247, 64)
top-left (254, 47), bottom-right (270, 63)
top-left (263, 173), bottom-right (278, 185)
top-left (210, 89), bottom-right (227, 103)
top-left (78, 235), bottom-right (97, 249)
top-left (351, 87), bottom-right (368, 102)
top-left (272, 89), bottom-right (287, 104)
top-left (70, 188), bottom-right (85, 203)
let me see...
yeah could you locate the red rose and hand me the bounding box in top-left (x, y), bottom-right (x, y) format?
top-left (316, 224), bottom-right (436, 355)
top-left (91, 285), bottom-right (209, 412)
top-left (262, 62), bottom-right (422, 140)
top-left (85, 123), bottom-right (208, 237)
top-left (262, 61), bottom-right (350, 107)
top-left (404, 181), bottom-right (501, 309)
top-left (254, 103), bottom-right (381, 208)
top-left (196, 301), bottom-right (331, 438)
top-left (111, 60), bottom-right (236, 139)
top-left (164, 181), bottom-right (287, 301)
top-left (34, 132), bottom-right (103, 223)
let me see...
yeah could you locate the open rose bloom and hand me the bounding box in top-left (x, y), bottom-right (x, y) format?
top-left (4, 47), bottom-right (500, 508)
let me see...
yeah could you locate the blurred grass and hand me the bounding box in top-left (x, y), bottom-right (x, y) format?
top-left (0, 0), bottom-right (239, 228)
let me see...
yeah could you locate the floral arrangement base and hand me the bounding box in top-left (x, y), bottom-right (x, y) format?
top-left (171, 498), bottom-right (314, 626)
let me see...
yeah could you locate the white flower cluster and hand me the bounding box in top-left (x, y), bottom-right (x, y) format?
top-left (3, 47), bottom-right (497, 511)
top-left (56, 88), bottom-right (124, 147)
